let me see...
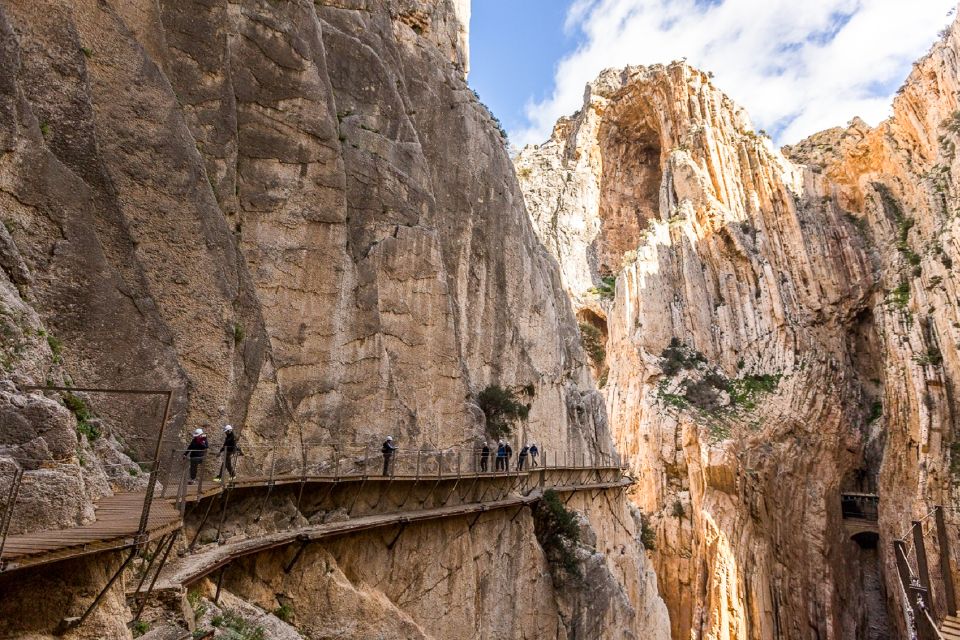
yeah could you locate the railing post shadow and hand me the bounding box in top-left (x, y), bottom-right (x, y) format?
top-left (936, 506), bottom-right (958, 617)
top-left (913, 520), bottom-right (932, 595)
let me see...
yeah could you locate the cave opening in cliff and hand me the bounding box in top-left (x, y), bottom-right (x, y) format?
top-left (596, 118), bottom-right (662, 276)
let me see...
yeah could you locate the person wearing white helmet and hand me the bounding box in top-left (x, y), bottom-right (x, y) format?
top-left (518, 443), bottom-right (529, 471)
top-left (495, 440), bottom-right (507, 471)
top-left (184, 427), bottom-right (209, 483)
top-left (381, 435), bottom-right (397, 476)
top-left (215, 424), bottom-right (240, 482)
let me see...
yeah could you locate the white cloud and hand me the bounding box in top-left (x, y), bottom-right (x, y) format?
top-left (513, 0), bottom-right (957, 146)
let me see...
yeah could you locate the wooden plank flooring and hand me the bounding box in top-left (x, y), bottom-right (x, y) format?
top-left (1, 492), bottom-right (180, 572)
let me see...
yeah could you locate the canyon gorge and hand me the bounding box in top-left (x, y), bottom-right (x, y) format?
top-left (0, 0), bottom-right (959, 639)
top-left (517, 8), bottom-right (960, 640)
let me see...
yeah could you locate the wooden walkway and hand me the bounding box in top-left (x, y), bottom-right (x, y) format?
top-left (154, 477), bottom-right (633, 590)
top-left (0, 492), bottom-right (180, 572)
top-left (0, 465), bottom-right (625, 576)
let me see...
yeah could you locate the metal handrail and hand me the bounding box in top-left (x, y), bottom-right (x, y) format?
top-left (0, 440), bottom-right (625, 558)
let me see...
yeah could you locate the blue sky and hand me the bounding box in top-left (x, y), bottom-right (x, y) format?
top-left (469, 1), bottom-right (578, 137)
top-left (470, 0), bottom-right (956, 147)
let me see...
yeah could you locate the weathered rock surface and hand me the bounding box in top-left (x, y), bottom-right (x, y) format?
top-left (0, 0), bottom-right (667, 638)
top-left (203, 490), bottom-right (668, 640)
top-left (518, 17), bottom-right (960, 639)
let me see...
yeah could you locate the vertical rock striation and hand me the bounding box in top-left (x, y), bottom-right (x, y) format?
top-left (0, 0), bottom-right (668, 638)
top-left (518, 16), bottom-right (960, 638)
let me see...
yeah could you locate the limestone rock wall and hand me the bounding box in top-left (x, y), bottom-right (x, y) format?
top-left (0, 0), bottom-right (606, 473)
top-left (517, 21), bottom-right (960, 638)
top-left (0, 0), bottom-right (669, 638)
top-left (208, 490), bottom-right (669, 640)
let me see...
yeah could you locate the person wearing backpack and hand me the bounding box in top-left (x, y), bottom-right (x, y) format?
top-left (215, 424), bottom-right (241, 482)
top-left (504, 441), bottom-right (513, 472)
top-left (495, 440), bottom-right (506, 471)
top-left (517, 444), bottom-right (529, 471)
top-left (480, 442), bottom-right (491, 472)
top-left (382, 436), bottom-right (397, 476)
top-left (184, 428), bottom-right (209, 483)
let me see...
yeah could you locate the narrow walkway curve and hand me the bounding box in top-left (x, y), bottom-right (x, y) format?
top-left (155, 477), bottom-right (633, 591)
top-left (0, 458), bottom-right (629, 575)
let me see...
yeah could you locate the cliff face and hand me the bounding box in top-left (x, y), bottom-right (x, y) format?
top-left (0, 1), bottom-right (669, 638)
top-left (0, 0), bottom-right (607, 463)
top-left (183, 489), bottom-right (667, 640)
top-left (518, 18), bottom-right (960, 640)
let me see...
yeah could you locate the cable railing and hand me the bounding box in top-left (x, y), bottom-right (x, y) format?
top-left (156, 441), bottom-right (624, 506)
top-left (0, 440), bottom-right (626, 564)
top-left (892, 506), bottom-right (957, 640)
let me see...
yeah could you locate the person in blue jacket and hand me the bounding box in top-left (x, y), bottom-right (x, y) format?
top-left (495, 440), bottom-right (507, 471)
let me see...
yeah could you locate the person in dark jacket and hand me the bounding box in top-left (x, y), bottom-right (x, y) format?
top-left (215, 424), bottom-right (240, 481)
top-left (382, 436), bottom-right (397, 476)
top-left (529, 443), bottom-right (540, 467)
top-left (504, 442), bottom-right (513, 471)
top-left (495, 440), bottom-right (507, 471)
top-left (184, 428), bottom-right (208, 483)
top-left (517, 444), bottom-right (529, 471)
top-left (480, 442), bottom-right (491, 472)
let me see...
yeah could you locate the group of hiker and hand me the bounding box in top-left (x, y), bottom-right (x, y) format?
top-left (184, 427), bottom-right (542, 481)
top-left (381, 437), bottom-right (539, 475)
top-left (183, 424), bottom-right (241, 483)
top-left (478, 440), bottom-right (539, 472)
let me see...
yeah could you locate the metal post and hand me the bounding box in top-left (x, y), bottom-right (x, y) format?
top-left (131, 530), bottom-right (179, 623)
top-left (936, 506), bottom-right (957, 616)
top-left (175, 460), bottom-right (189, 514)
top-left (213, 565), bottom-right (227, 604)
top-left (62, 546), bottom-right (138, 630)
top-left (254, 448), bottom-right (278, 522)
top-left (195, 455), bottom-right (207, 499)
top-left (214, 487), bottom-right (233, 545)
top-left (158, 448), bottom-right (175, 499)
top-left (914, 521), bottom-right (932, 591)
top-left (0, 467), bottom-right (23, 566)
top-left (294, 444), bottom-right (308, 517)
top-left (137, 390), bottom-right (173, 540)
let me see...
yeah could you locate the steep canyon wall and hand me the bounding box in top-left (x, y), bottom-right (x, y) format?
top-left (0, 0), bottom-right (668, 638)
top-left (518, 18), bottom-right (960, 640)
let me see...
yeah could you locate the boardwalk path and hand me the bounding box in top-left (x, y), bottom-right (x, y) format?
top-left (1, 492), bottom-right (180, 572)
top-left (1, 464), bottom-right (628, 576)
